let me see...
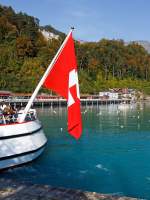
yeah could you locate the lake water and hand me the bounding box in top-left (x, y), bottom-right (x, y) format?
top-left (2, 103), bottom-right (150, 199)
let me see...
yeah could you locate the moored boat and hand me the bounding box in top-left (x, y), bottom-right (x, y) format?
top-left (118, 102), bottom-right (130, 110)
top-left (0, 109), bottom-right (47, 170)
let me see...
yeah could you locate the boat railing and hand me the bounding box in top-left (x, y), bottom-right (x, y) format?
top-left (0, 109), bottom-right (37, 125)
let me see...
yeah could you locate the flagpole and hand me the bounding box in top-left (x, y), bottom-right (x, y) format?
top-left (19, 28), bottom-right (74, 122)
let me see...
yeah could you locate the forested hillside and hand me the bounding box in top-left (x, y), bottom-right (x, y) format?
top-left (1, 4), bottom-right (150, 94)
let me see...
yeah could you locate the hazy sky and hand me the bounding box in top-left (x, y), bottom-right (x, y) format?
top-left (0, 0), bottom-right (150, 42)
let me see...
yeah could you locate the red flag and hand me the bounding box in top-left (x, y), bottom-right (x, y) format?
top-left (43, 32), bottom-right (82, 139)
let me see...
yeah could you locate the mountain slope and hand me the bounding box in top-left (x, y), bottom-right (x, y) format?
top-left (136, 41), bottom-right (150, 53)
top-left (40, 25), bottom-right (66, 39)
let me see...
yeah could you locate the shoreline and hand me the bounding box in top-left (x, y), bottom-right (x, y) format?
top-left (0, 178), bottom-right (138, 200)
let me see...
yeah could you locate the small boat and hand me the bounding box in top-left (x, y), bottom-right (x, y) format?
top-left (118, 102), bottom-right (130, 110)
top-left (0, 109), bottom-right (47, 170)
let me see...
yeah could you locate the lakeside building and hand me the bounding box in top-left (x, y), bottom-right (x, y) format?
top-left (0, 90), bottom-right (13, 99)
top-left (99, 88), bottom-right (136, 101)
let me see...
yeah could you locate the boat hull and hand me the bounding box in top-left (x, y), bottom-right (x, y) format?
top-left (0, 119), bottom-right (47, 170)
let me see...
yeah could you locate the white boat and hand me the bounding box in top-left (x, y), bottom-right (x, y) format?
top-left (0, 109), bottom-right (47, 170)
top-left (118, 102), bottom-right (130, 110)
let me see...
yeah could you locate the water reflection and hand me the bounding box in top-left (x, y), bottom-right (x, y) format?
top-left (2, 102), bottom-right (150, 199)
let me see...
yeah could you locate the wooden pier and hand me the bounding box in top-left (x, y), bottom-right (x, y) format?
top-left (1, 97), bottom-right (132, 107)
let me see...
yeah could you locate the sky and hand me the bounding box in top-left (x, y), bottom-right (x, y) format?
top-left (0, 0), bottom-right (150, 42)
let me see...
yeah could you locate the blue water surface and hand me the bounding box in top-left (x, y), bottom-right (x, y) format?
top-left (2, 103), bottom-right (150, 199)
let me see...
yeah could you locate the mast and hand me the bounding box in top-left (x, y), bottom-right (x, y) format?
top-left (19, 28), bottom-right (73, 122)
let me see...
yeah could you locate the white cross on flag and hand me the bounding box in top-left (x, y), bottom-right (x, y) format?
top-left (43, 32), bottom-right (82, 139)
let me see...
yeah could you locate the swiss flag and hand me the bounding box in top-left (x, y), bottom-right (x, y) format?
top-left (43, 32), bottom-right (82, 139)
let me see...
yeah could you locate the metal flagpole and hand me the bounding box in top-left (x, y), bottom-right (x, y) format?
top-left (19, 28), bottom-right (74, 122)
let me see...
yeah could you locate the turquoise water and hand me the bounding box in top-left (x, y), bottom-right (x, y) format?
top-left (2, 103), bottom-right (150, 199)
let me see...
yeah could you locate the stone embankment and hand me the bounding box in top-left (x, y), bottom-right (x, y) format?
top-left (0, 179), bottom-right (138, 200)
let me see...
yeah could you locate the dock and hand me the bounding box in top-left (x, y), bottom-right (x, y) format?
top-left (0, 178), bottom-right (137, 200)
top-left (1, 98), bottom-right (132, 108)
